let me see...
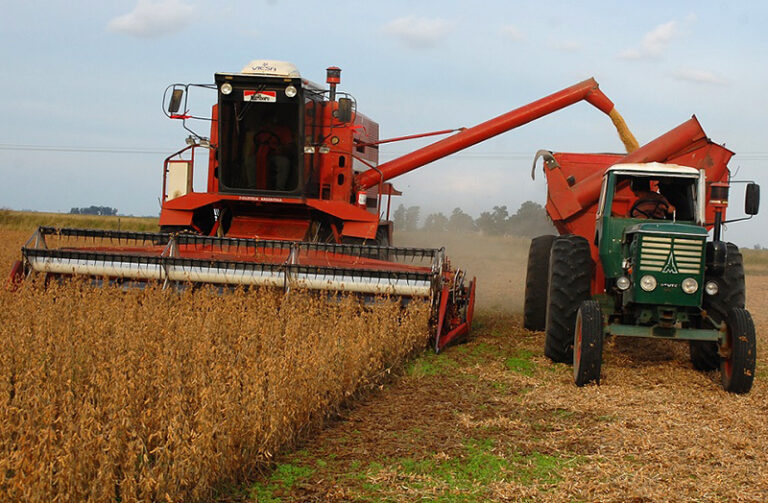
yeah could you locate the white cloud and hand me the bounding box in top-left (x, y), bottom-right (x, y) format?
top-left (501, 25), bottom-right (524, 41)
top-left (672, 68), bottom-right (728, 85)
top-left (381, 16), bottom-right (455, 49)
top-left (107, 0), bottom-right (196, 38)
top-left (619, 20), bottom-right (678, 59)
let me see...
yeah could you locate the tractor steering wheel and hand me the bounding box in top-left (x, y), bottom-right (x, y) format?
top-left (629, 198), bottom-right (670, 219)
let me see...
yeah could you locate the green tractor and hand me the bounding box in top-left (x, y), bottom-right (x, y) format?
top-left (525, 162), bottom-right (761, 393)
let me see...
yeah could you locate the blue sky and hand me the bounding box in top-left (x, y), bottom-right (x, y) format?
top-left (1, 1), bottom-right (766, 246)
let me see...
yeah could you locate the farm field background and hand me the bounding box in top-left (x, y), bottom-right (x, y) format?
top-left (1, 211), bottom-right (767, 501)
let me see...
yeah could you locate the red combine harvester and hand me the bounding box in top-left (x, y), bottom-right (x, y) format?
top-left (11, 60), bottom-right (642, 351)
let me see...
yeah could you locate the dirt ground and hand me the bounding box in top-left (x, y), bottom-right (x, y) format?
top-left (234, 233), bottom-right (768, 502)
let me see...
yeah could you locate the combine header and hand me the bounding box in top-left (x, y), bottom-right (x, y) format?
top-left (11, 60), bottom-right (644, 351)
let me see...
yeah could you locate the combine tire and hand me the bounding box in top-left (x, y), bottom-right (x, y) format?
top-left (720, 308), bottom-right (756, 394)
top-left (573, 300), bottom-right (603, 386)
top-left (544, 235), bottom-right (593, 363)
top-left (524, 235), bottom-right (556, 331)
top-left (690, 243), bottom-right (745, 371)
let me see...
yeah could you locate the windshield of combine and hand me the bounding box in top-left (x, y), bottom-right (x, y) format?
top-left (218, 91), bottom-right (301, 194)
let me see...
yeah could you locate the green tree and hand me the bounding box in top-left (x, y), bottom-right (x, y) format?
top-left (475, 205), bottom-right (509, 235)
top-left (508, 201), bottom-right (555, 237)
top-left (405, 206), bottom-right (421, 231)
top-left (448, 207), bottom-right (476, 232)
top-left (422, 212), bottom-right (449, 232)
top-left (392, 204), bottom-right (407, 230)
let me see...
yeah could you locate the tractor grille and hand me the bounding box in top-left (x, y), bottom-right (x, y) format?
top-left (638, 236), bottom-right (704, 275)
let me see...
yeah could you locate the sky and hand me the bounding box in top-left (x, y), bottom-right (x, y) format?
top-left (1, 0), bottom-right (766, 247)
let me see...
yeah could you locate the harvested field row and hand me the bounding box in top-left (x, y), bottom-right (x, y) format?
top-left (246, 303), bottom-right (768, 502)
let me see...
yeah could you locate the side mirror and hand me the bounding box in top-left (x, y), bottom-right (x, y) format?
top-left (337, 97), bottom-right (353, 123)
top-left (745, 182), bottom-right (760, 215)
top-left (168, 89), bottom-right (184, 114)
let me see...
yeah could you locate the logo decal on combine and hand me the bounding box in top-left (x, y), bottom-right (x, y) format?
top-left (661, 252), bottom-right (679, 274)
top-left (243, 90), bottom-right (277, 102)
top-left (250, 62), bottom-right (278, 73)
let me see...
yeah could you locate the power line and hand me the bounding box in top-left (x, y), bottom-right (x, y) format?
top-left (0, 144), bottom-right (170, 155)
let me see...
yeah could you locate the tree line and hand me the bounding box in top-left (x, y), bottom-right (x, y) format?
top-left (392, 201), bottom-right (556, 237)
top-left (70, 206), bottom-right (118, 216)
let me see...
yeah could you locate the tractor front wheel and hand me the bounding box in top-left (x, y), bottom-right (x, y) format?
top-left (691, 242), bottom-right (745, 371)
top-left (720, 307), bottom-right (756, 394)
top-left (573, 300), bottom-right (603, 386)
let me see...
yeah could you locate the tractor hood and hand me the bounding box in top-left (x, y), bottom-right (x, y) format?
top-left (624, 222), bottom-right (708, 307)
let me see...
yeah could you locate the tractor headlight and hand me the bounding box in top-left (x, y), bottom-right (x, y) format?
top-left (705, 281), bottom-right (719, 296)
top-left (616, 276), bottom-right (631, 291)
top-left (285, 85), bottom-right (297, 98)
top-left (220, 82), bottom-right (233, 95)
top-left (640, 275), bottom-right (657, 292)
top-left (682, 277), bottom-right (699, 294)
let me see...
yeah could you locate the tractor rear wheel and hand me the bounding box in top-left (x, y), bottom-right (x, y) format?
top-left (720, 307), bottom-right (756, 394)
top-left (573, 300), bottom-right (603, 386)
top-left (544, 235), bottom-right (593, 363)
top-left (524, 234), bottom-right (556, 331)
top-left (690, 242), bottom-right (745, 371)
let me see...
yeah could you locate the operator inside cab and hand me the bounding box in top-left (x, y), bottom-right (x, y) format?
top-left (610, 174), bottom-right (698, 221)
top-left (627, 178), bottom-right (675, 219)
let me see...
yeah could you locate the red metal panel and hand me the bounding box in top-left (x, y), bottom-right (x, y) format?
top-left (158, 208), bottom-right (194, 227)
top-left (305, 199), bottom-right (379, 222)
top-left (226, 215), bottom-right (309, 240)
top-left (341, 221), bottom-right (378, 239)
top-left (163, 192), bottom-right (226, 211)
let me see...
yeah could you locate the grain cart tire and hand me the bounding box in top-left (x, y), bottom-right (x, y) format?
top-left (544, 235), bottom-right (593, 363)
top-left (524, 234), bottom-right (556, 331)
top-left (720, 307), bottom-right (756, 394)
top-left (574, 300), bottom-right (603, 386)
top-left (690, 243), bottom-right (745, 371)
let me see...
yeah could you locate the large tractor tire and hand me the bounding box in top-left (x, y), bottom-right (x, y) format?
top-left (720, 308), bottom-right (756, 394)
top-left (573, 300), bottom-right (604, 386)
top-left (544, 235), bottom-right (593, 363)
top-left (690, 243), bottom-right (745, 371)
top-left (524, 235), bottom-right (556, 331)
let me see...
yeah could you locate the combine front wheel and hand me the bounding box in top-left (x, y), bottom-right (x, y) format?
top-left (720, 307), bottom-right (756, 394)
top-left (573, 300), bottom-right (603, 386)
top-left (544, 235), bottom-right (592, 363)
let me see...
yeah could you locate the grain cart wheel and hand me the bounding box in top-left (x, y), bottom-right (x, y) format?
top-left (524, 234), bottom-right (556, 331)
top-left (573, 300), bottom-right (603, 386)
top-left (720, 308), bottom-right (756, 394)
top-left (691, 243), bottom-right (745, 371)
top-left (544, 235), bottom-right (593, 363)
